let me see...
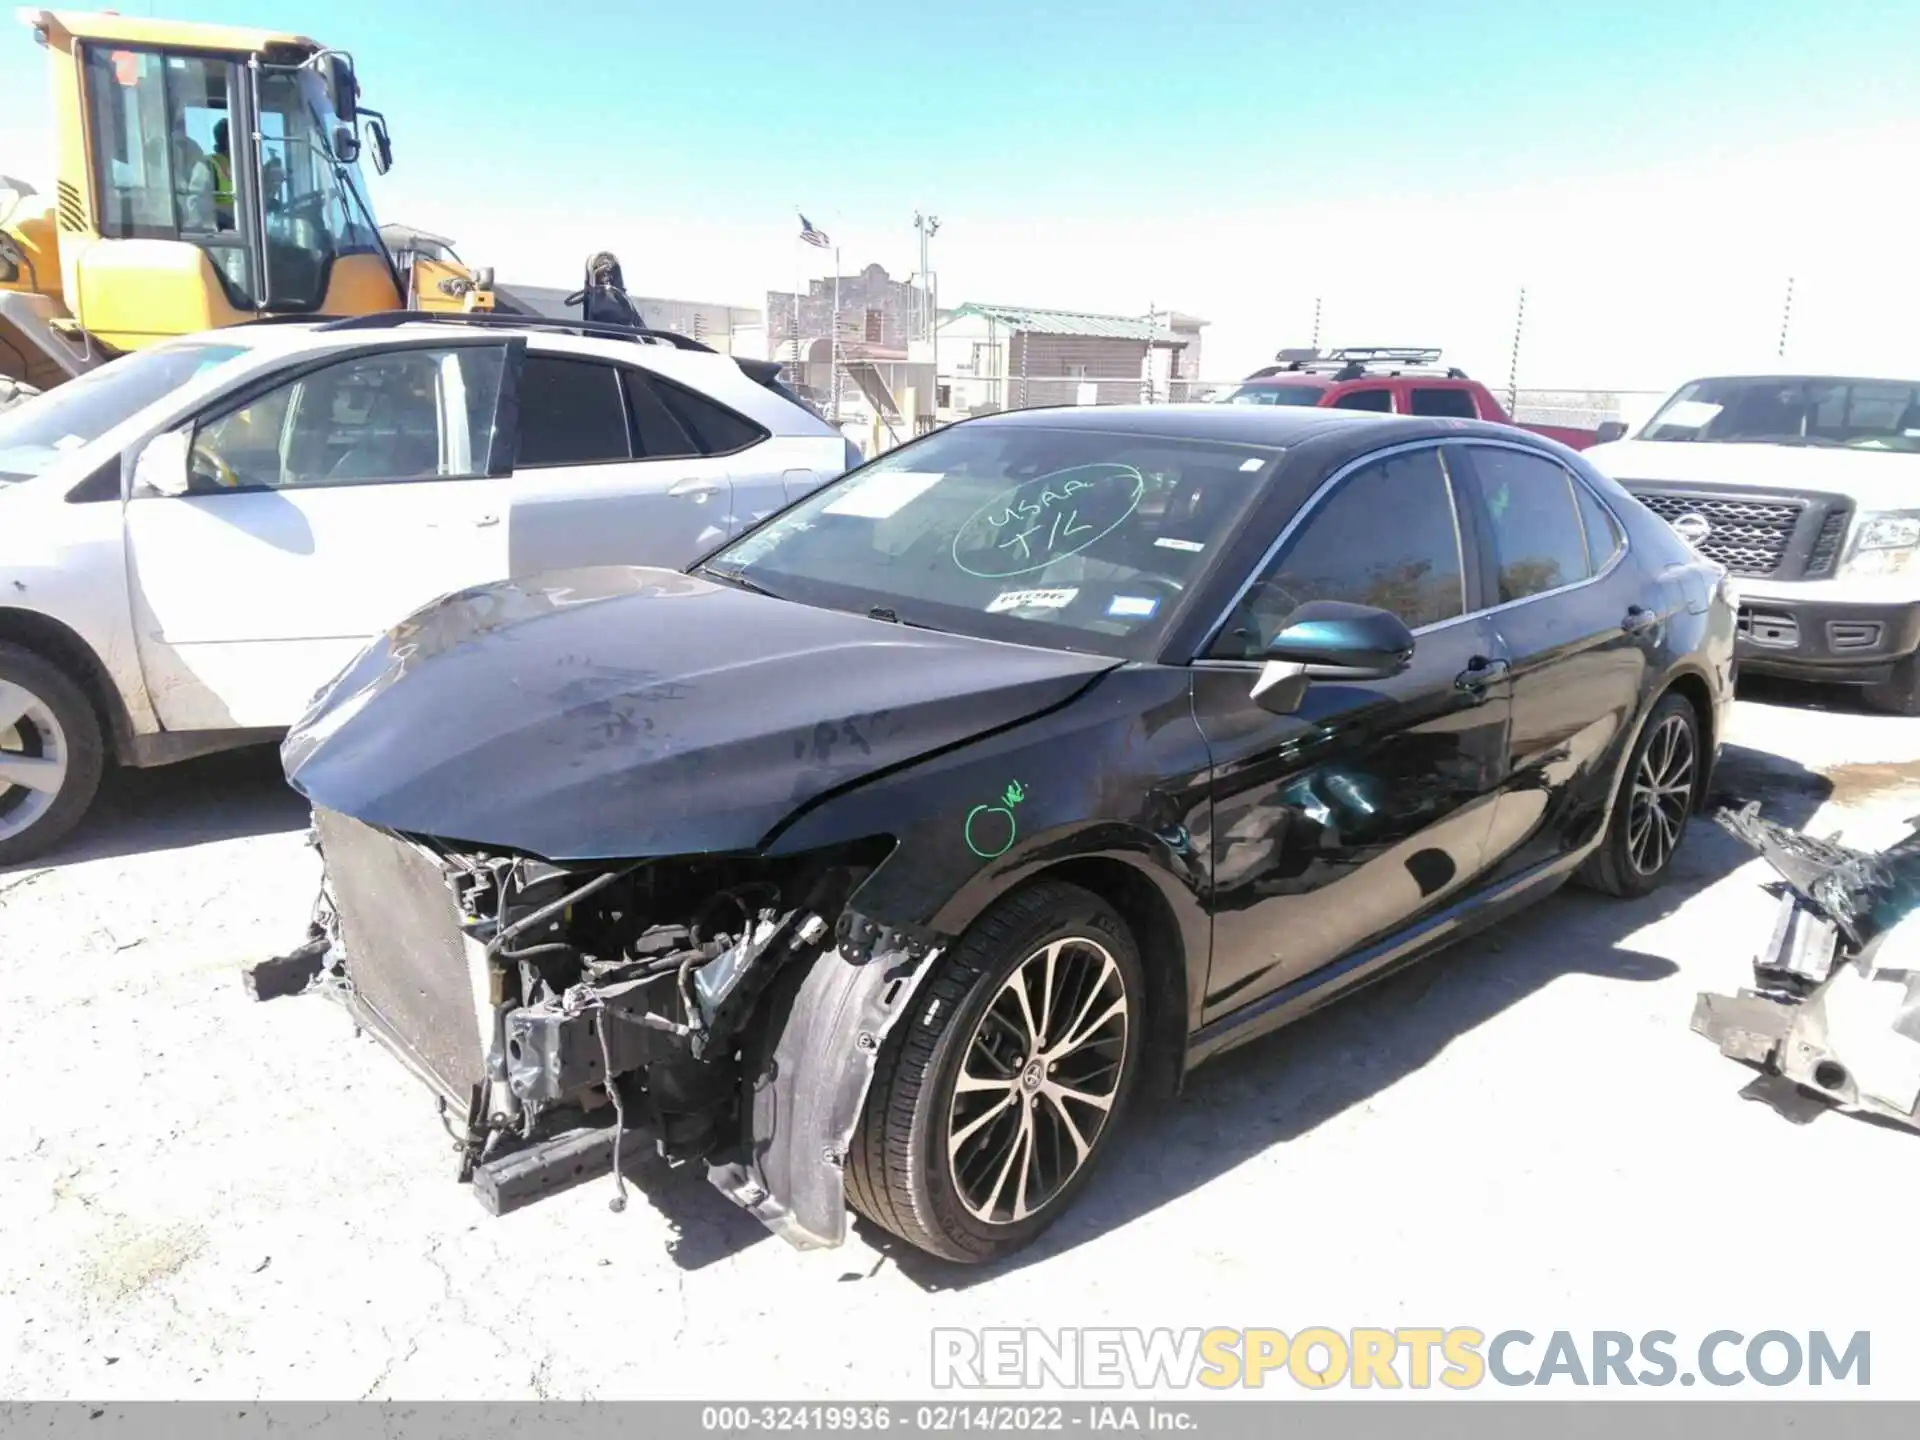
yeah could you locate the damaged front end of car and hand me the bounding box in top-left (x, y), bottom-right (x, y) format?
top-left (1692, 801), bottom-right (1920, 1131)
top-left (248, 808), bottom-right (942, 1249)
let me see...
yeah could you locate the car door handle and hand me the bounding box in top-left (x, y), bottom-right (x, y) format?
top-left (668, 477), bottom-right (725, 501)
top-left (1455, 656), bottom-right (1510, 691)
top-left (474, 514), bottom-right (500, 527)
top-left (1622, 605), bottom-right (1658, 633)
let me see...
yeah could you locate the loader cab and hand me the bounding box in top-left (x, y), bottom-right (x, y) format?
top-left (21, 10), bottom-right (406, 355)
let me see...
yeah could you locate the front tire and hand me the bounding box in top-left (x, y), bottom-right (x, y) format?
top-left (1575, 691), bottom-right (1700, 898)
top-left (0, 643), bottom-right (105, 867)
top-left (1862, 653), bottom-right (1920, 718)
top-left (846, 881), bottom-right (1144, 1263)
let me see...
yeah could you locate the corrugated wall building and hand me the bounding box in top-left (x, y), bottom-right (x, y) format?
top-left (936, 304), bottom-right (1207, 414)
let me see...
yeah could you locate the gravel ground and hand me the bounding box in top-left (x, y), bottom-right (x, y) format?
top-left (2, 677), bottom-right (1917, 1401)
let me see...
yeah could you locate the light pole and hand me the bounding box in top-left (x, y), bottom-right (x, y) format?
top-left (915, 212), bottom-right (942, 423)
top-left (914, 212), bottom-right (940, 341)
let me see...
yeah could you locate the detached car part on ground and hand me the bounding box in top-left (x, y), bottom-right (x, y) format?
top-left (253, 404), bottom-right (1735, 1263)
top-left (1693, 804), bottom-right (1920, 1130)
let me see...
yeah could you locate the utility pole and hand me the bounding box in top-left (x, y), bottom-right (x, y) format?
top-left (913, 212), bottom-right (940, 340)
top-left (830, 244), bottom-right (841, 423)
top-left (1777, 276), bottom-right (1795, 359)
top-left (1143, 301), bottom-right (1158, 404)
top-left (1311, 296), bottom-right (1322, 350)
top-left (1506, 286), bottom-right (1527, 416)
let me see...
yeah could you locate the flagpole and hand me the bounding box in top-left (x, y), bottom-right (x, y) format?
top-left (830, 244), bottom-right (841, 424)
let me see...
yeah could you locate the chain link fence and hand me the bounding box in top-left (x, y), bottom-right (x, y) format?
top-left (926, 373), bottom-right (1667, 427)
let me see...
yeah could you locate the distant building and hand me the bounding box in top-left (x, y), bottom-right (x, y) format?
top-left (935, 303), bottom-right (1209, 414)
top-left (767, 263), bottom-right (927, 361)
top-left (494, 283), bottom-right (761, 353)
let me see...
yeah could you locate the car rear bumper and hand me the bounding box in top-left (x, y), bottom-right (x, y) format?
top-left (1733, 593), bottom-right (1920, 683)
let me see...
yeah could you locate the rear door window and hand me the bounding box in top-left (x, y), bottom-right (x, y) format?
top-left (1574, 481), bottom-right (1624, 571)
top-left (1330, 387), bottom-right (1393, 413)
top-left (515, 354), bottom-right (631, 467)
top-left (1409, 386), bottom-right (1479, 419)
top-left (1462, 446), bottom-right (1593, 602)
top-left (621, 372), bottom-right (704, 460)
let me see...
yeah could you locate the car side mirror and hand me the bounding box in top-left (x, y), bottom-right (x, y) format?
top-left (330, 121), bottom-right (361, 165)
top-left (132, 430), bottom-right (193, 498)
top-left (1594, 420), bottom-right (1628, 444)
top-left (1249, 600), bottom-right (1415, 714)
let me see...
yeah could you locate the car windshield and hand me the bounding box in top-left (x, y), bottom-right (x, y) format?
top-left (1218, 384), bottom-right (1324, 406)
top-left (701, 423), bottom-right (1282, 660)
top-left (0, 342), bottom-right (250, 482)
top-left (1640, 375), bottom-right (1920, 451)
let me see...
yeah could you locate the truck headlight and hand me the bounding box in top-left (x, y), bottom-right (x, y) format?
top-left (1841, 510), bottom-right (1920, 578)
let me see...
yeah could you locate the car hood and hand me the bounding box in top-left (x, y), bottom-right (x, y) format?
top-left (282, 566), bottom-right (1122, 861)
top-left (1589, 439), bottom-right (1920, 510)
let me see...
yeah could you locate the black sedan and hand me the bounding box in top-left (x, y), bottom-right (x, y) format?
top-left (261, 404), bottom-right (1736, 1264)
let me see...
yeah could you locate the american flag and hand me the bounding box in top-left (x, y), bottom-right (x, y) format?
top-left (798, 214), bottom-right (831, 249)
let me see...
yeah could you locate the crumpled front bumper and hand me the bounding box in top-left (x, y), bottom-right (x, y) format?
top-left (1692, 802), bottom-right (1920, 1129)
top-left (247, 807), bottom-right (944, 1245)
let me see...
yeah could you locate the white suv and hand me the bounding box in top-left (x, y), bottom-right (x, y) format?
top-left (0, 314), bottom-right (855, 863)
top-left (1588, 367), bottom-right (1920, 715)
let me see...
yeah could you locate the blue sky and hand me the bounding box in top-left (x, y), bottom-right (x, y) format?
top-left (5, 1), bottom-right (1918, 388)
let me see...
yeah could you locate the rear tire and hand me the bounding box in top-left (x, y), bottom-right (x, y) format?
top-left (1575, 691), bottom-right (1700, 899)
top-left (0, 643), bottom-right (106, 867)
top-left (846, 881), bottom-right (1144, 1264)
top-left (1862, 654), bottom-right (1920, 718)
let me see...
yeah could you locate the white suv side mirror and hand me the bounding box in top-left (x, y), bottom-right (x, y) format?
top-left (133, 430), bottom-right (193, 497)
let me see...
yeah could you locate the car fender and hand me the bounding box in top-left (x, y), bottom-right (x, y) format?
top-left (707, 922), bottom-right (943, 1249)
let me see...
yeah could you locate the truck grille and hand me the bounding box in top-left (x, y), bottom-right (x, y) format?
top-left (1806, 507), bottom-right (1848, 578)
top-left (1634, 492), bottom-right (1802, 577)
top-left (314, 807), bottom-right (488, 1104)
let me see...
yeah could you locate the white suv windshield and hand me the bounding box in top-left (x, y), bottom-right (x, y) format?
top-left (1641, 375), bottom-right (1920, 451)
top-left (0, 343), bottom-right (250, 482)
top-left (702, 423), bottom-right (1281, 660)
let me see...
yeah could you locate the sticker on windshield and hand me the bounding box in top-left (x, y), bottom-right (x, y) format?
top-left (953, 463), bottom-right (1147, 579)
top-left (52, 434), bottom-right (88, 452)
top-left (1658, 400), bottom-right (1723, 429)
top-left (823, 470), bottom-right (944, 519)
top-left (1155, 537), bottom-right (1205, 553)
top-left (1107, 595), bottom-right (1158, 619)
top-left (1239, 457), bottom-right (1264, 471)
top-left (987, 587), bottom-right (1079, 614)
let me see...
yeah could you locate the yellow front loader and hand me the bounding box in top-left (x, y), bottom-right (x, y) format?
top-left (0, 8), bottom-right (503, 409)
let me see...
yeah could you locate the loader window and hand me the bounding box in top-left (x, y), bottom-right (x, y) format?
top-left (82, 46), bottom-right (255, 306)
top-left (255, 68), bottom-right (385, 310)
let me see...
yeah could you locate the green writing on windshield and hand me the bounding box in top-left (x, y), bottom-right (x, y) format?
top-left (953, 464), bottom-right (1146, 579)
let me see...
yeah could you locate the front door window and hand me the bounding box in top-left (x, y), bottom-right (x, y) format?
top-left (189, 346), bottom-right (506, 491)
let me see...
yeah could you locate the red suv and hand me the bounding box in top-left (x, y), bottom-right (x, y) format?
top-left (1216, 347), bottom-right (1605, 450)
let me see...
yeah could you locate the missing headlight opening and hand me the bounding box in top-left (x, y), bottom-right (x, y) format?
top-left (248, 810), bottom-right (921, 1236)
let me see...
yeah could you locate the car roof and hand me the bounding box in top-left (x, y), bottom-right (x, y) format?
top-left (965, 401), bottom-right (1527, 450)
top-left (1233, 374), bottom-right (1336, 390)
top-left (152, 317), bottom-right (792, 395)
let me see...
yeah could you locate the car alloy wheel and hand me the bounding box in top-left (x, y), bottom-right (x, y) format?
top-left (0, 677), bottom-right (71, 847)
top-left (1626, 710), bottom-right (1695, 877)
top-left (945, 935), bottom-right (1130, 1226)
top-left (846, 880), bottom-right (1144, 1262)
